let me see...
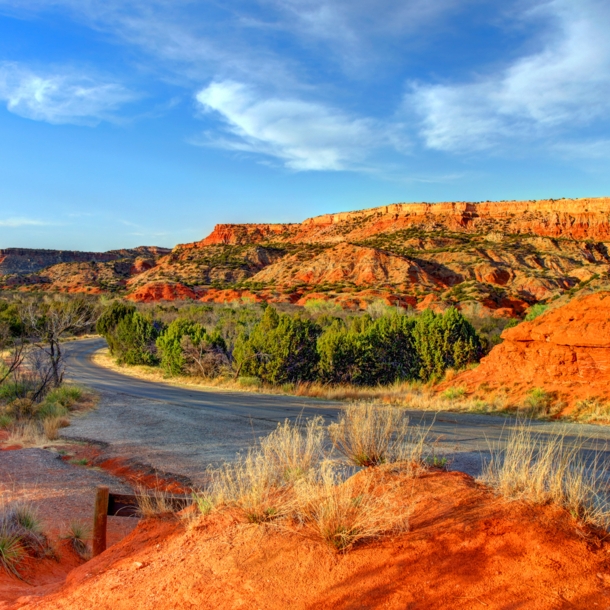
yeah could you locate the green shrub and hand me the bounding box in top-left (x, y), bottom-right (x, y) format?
top-left (234, 307), bottom-right (320, 384)
top-left (441, 386), bottom-right (466, 401)
top-left (524, 387), bottom-right (554, 415)
top-left (412, 308), bottom-right (481, 381)
top-left (525, 303), bottom-right (548, 321)
top-left (113, 312), bottom-right (158, 366)
top-left (156, 319), bottom-right (208, 376)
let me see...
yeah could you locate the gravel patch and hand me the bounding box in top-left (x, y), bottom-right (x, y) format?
top-left (61, 391), bottom-right (279, 487)
top-left (0, 448), bottom-right (137, 543)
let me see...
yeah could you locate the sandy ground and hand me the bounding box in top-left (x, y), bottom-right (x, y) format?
top-left (14, 469), bottom-right (610, 610)
top-left (0, 447), bottom-right (138, 608)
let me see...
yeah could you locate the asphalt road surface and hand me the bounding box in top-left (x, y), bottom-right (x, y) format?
top-left (62, 338), bottom-right (610, 486)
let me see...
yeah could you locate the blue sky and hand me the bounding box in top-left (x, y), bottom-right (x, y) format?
top-left (1, 0), bottom-right (610, 251)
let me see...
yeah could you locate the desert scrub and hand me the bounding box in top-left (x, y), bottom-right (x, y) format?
top-left (0, 503), bottom-right (53, 577)
top-left (524, 387), bottom-right (556, 417)
top-left (211, 450), bottom-right (293, 523)
top-left (329, 403), bottom-right (428, 470)
top-left (482, 424), bottom-right (610, 529)
top-left (573, 398), bottom-right (610, 423)
top-left (441, 386), bottom-right (466, 401)
top-left (293, 462), bottom-right (411, 551)
top-left (259, 417), bottom-right (326, 482)
top-left (61, 521), bottom-right (90, 559)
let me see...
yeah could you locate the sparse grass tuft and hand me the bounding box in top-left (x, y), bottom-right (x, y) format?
top-left (328, 403), bottom-right (428, 470)
top-left (43, 416), bottom-right (70, 441)
top-left (441, 386), bottom-right (466, 401)
top-left (482, 423), bottom-right (610, 529)
top-left (293, 462), bottom-right (411, 551)
top-left (211, 451), bottom-right (292, 523)
top-left (0, 530), bottom-right (24, 578)
top-left (61, 521), bottom-right (91, 559)
top-left (135, 486), bottom-right (186, 519)
top-left (524, 387), bottom-right (555, 417)
top-left (259, 417), bottom-right (326, 483)
top-left (573, 398), bottom-right (610, 423)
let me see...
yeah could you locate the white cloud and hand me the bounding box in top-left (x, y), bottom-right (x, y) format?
top-left (0, 217), bottom-right (52, 227)
top-left (408, 0), bottom-right (610, 152)
top-left (0, 62), bottom-right (136, 125)
top-left (196, 81), bottom-right (385, 171)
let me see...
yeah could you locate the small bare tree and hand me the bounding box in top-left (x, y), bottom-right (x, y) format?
top-left (22, 296), bottom-right (99, 391)
top-left (0, 323), bottom-right (25, 387)
top-left (180, 335), bottom-right (230, 378)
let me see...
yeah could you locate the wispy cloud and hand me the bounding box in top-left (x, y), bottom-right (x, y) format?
top-left (407, 0), bottom-right (610, 152)
top-left (0, 217), bottom-right (53, 227)
top-left (0, 62), bottom-right (137, 125)
top-left (195, 80), bottom-right (388, 171)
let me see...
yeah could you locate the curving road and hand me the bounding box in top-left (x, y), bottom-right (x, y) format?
top-left (62, 338), bottom-right (610, 485)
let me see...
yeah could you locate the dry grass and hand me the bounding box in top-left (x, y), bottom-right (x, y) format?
top-left (573, 398), bottom-right (610, 423)
top-left (259, 416), bottom-right (326, 482)
top-left (211, 450), bottom-right (294, 523)
top-left (481, 423), bottom-right (610, 529)
top-left (293, 462), bottom-right (411, 551)
top-left (329, 402), bottom-right (429, 471)
top-left (42, 416), bottom-right (70, 441)
top-left (135, 485), bottom-right (188, 519)
top-left (6, 421), bottom-right (47, 447)
top-left (61, 521), bottom-right (91, 559)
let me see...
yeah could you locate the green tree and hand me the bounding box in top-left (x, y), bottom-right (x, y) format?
top-left (96, 301), bottom-right (136, 355)
top-left (113, 312), bottom-right (158, 366)
top-left (412, 307), bottom-right (481, 381)
top-left (156, 319), bottom-right (208, 375)
top-left (234, 306), bottom-right (320, 384)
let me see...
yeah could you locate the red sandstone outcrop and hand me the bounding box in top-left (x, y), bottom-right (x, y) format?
top-left (125, 282), bottom-right (197, 302)
top-left (251, 243), bottom-right (439, 288)
top-left (447, 292), bottom-right (610, 408)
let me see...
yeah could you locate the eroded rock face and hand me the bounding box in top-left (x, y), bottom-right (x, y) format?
top-left (447, 292), bottom-right (610, 407)
top-left (7, 198), bottom-right (610, 312)
top-left (125, 282), bottom-right (198, 302)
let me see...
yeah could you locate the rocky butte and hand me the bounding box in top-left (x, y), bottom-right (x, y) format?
top-left (4, 197), bottom-right (610, 316)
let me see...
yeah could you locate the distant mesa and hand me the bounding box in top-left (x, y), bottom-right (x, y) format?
top-left (3, 197), bottom-right (610, 317)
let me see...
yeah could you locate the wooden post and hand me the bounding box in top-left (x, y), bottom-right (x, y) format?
top-left (92, 486), bottom-right (109, 557)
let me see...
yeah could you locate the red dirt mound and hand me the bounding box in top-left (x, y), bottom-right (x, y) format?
top-left (445, 291), bottom-right (610, 409)
top-left (14, 470), bottom-right (610, 609)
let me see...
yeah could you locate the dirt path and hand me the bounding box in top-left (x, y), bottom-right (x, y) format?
top-left (0, 447), bottom-right (138, 608)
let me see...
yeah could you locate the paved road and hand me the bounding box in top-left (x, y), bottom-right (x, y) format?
top-left (62, 338), bottom-right (610, 485)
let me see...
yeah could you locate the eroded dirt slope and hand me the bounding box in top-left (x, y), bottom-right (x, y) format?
top-left (15, 470), bottom-right (610, 610)
top-left (444, 291), bottom-right (610, 410)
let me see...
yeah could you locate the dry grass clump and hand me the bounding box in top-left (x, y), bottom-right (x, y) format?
top-left (201, 411), bottom-right (425, 550)
top-left (328, 403), bottom-right (429, 470)
top-left (482, 424), bottom-right (610, 529)
top-left (0, 503), bottom-right (53, 578)
top-left (211, 450), bottom-right (294, 523)
top-left (135, 485), bottom-right (188, 519)
top-left (293, 462), bottom-right (411, 551)
top-left (0, 383), bottom-right (96, 447)
top-left (573, 397), bottom-right (610, 423)
top-left (61, 521), bottom-right (91, 559)
top-left (259, 416), bottom-right (326, 482)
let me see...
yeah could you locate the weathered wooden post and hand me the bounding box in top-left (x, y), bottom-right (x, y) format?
top-left (92, 486), bottom-right (109, 557)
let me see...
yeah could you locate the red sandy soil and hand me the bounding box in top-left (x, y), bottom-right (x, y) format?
top-left (0, 439), bottom-right (189, 608)
top-left (445, 291), bottom-right (610, 410)
top-left (13, 470), bottom-right (610, 610)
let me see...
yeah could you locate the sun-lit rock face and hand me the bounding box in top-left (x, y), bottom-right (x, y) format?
top-left (5, 198), bottom-right (610, 314)
top-left (445, 291), bottom-right (610, 408)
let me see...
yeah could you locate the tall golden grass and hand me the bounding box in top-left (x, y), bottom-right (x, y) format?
top-left (329, 402), bottom-right (428, 471)
top-left (482, 423), bottom-right (610, 529)
top-left (293, 461), bottom-right (411, 551)
top-left (201, 409), bottom-right (430, 549)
